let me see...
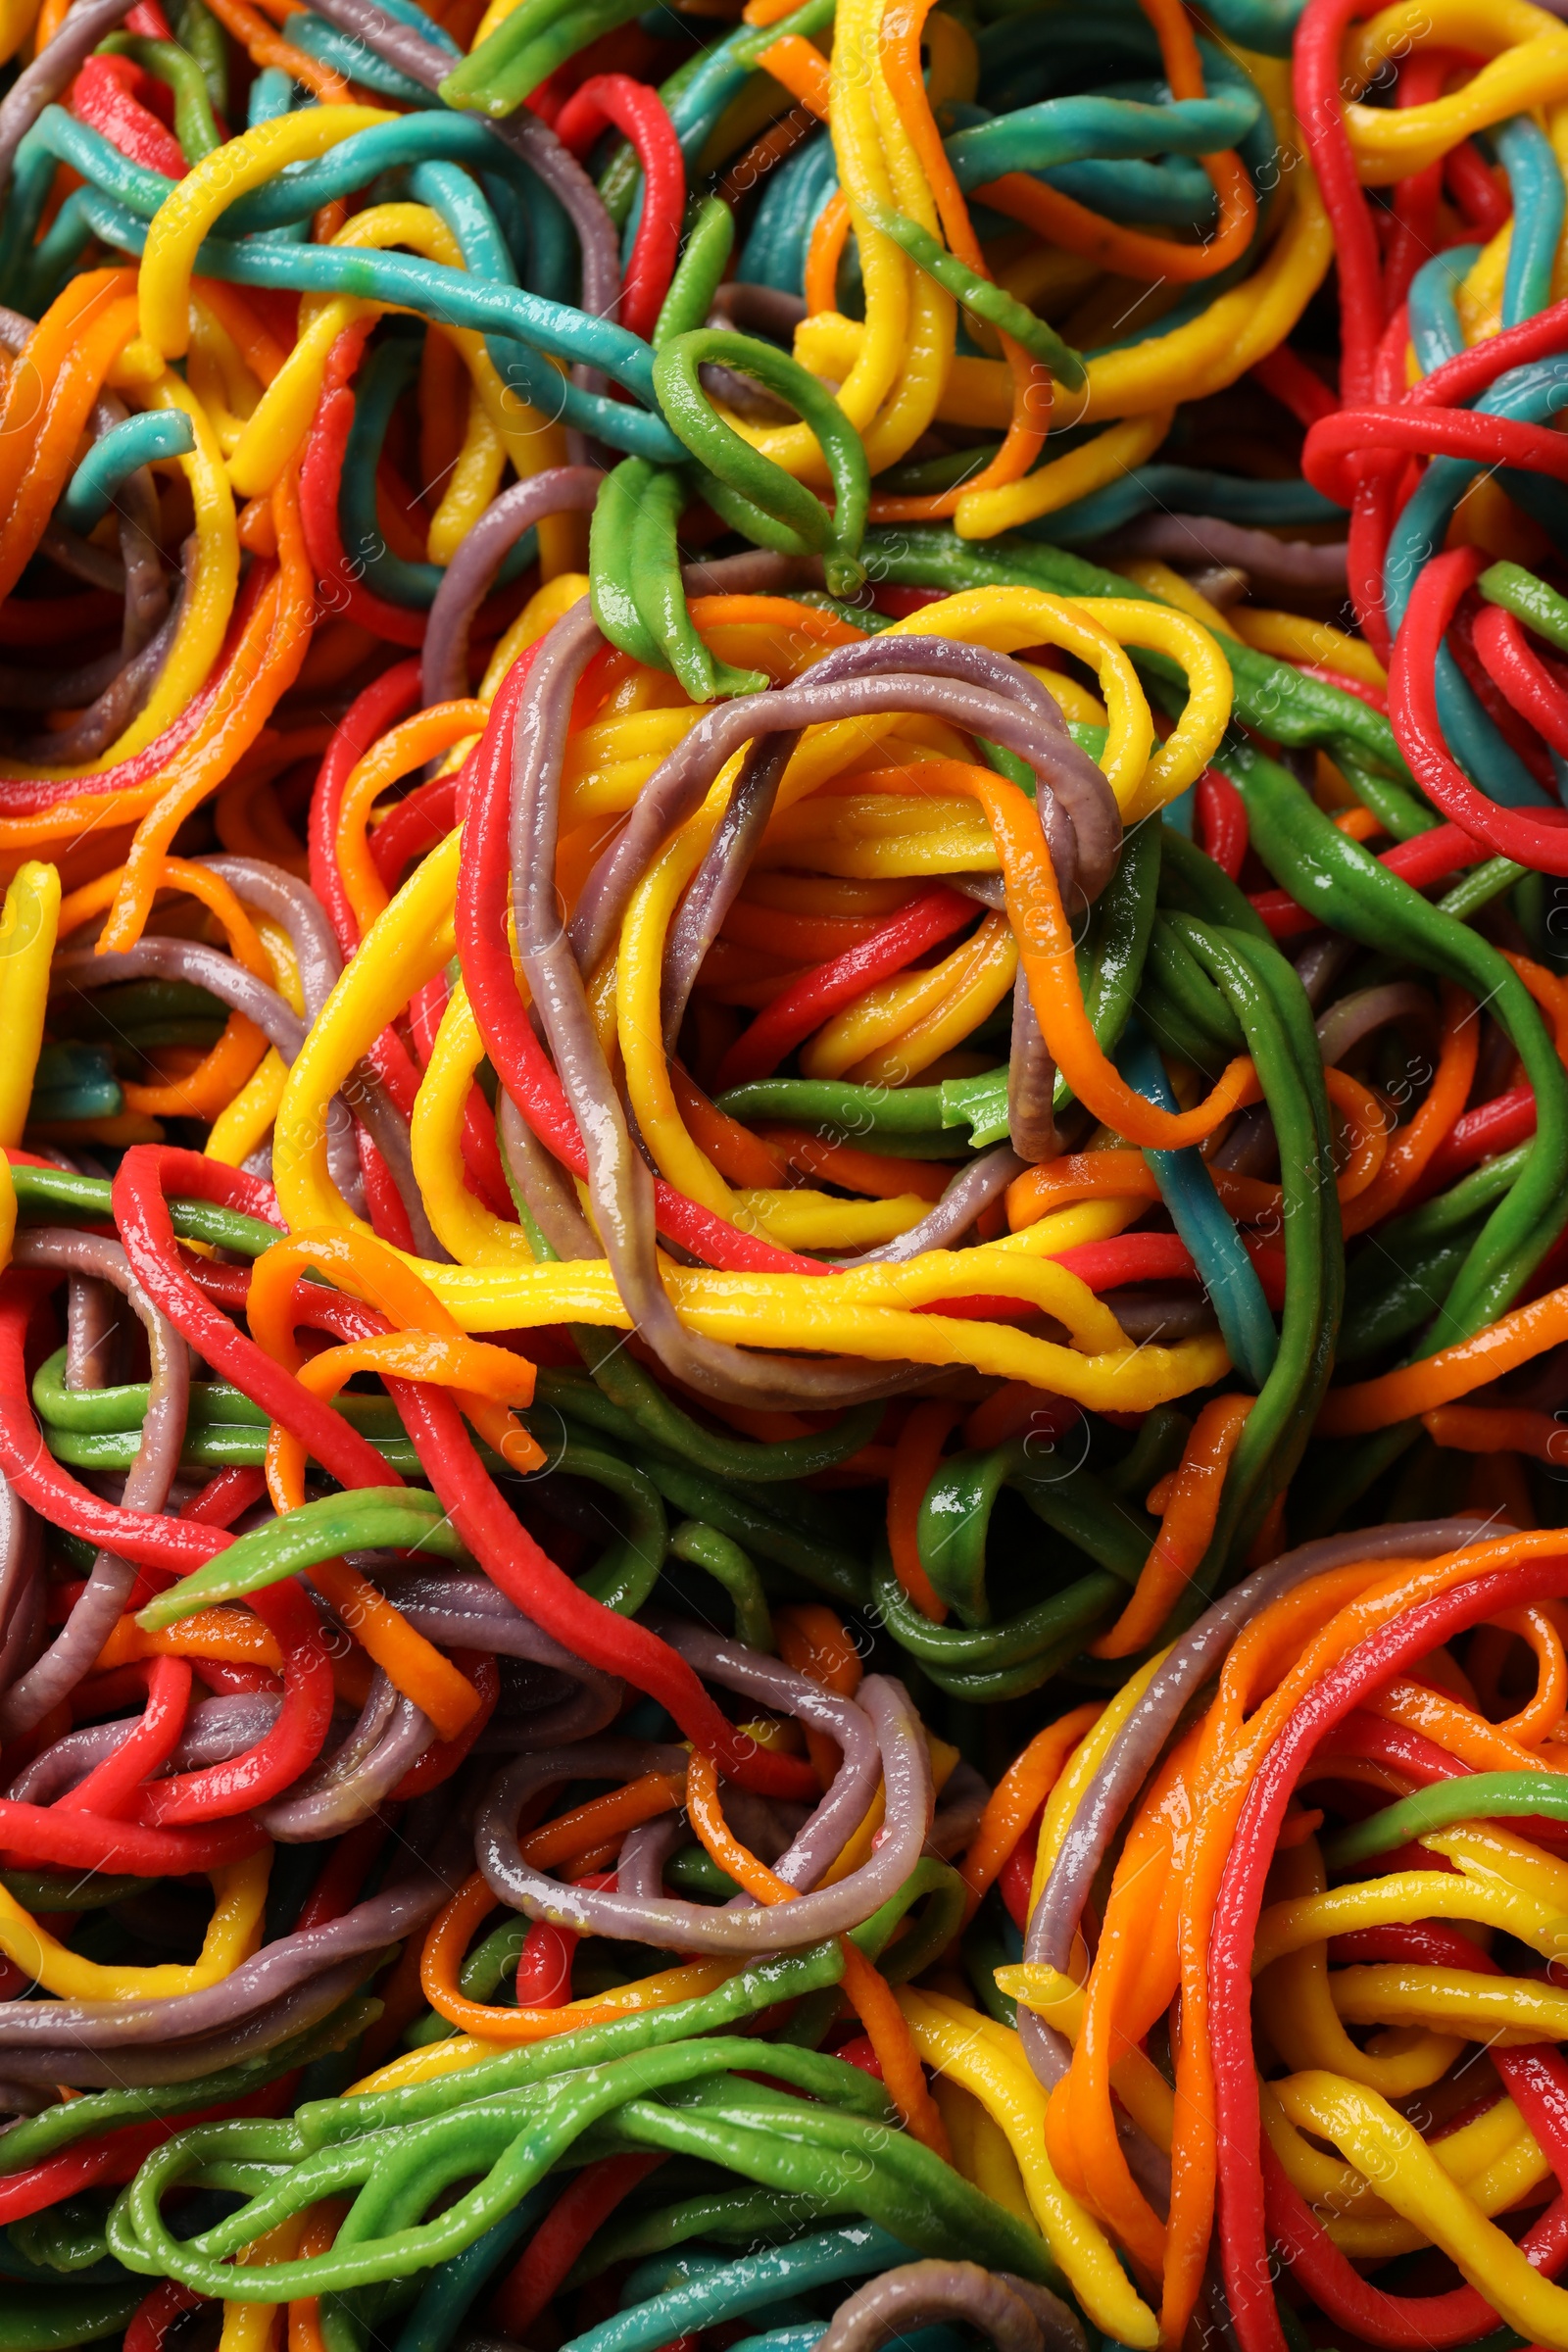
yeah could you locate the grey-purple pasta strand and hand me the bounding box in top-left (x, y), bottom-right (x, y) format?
top-left (1314, 981), bottom-right (1439, 1068)
top-left (661, 732), bottom-right (800, 1049)
top-left (9, 567), bottom-right (185, 765)
top-left (484, 108), bottom-right (621, 323)
top-left (475, 1677), bottom-right (622, 1749)
top-left (0, 1871), bottom-right (449, 2051)
top-left (261, 1674), bottom-right (434, 1840)
top-left (374, 1562), bottom-right (623, 1740)
top-left (817, 2264), bottom-right (1085, 2352)
top-left (0, 12), bottom-right (134, 226)
top-left (508, 606), bottom-right (931, 1405)
top-left (654, 1619), bottom-right (882, 1893)
top-left (1291, 932), bottom-right (1355, 1011)
top-left (1096, 514), bottom-right (1348, 596)
top-left (37, 519), bottom-right (125, 592)
top-left (281, 1663), bottom-right (398, 1790)
top-left (1007, 969), bottom-right (1057, 1164)
top-left (1, 1230), bottom-right (188, 1737)
top-left (615, 1812), bottom-right (687, 1902)
top-left (495, 1092), bottom-right (600, 1261)
top-left (196, 858), bottom-right (363, 1203)
top-left (421, 467), bottom-right (602, 706)
top-left (0, 7), bottom-right (134, 197)
top-left (342, 1058), bottom-right (449, 1262)
top-left (6, 1694), bottom-right (280, 1804)
top-left (929, 1757), bottom-right (990, 1860)
top-left (52, 939), bottom-right (306, 1060)
top-left (0, 645), bottom-right (136, 711)
top-left (201, 858), bottom-right (343, 1023)
top-left (477, 1677), bottom-right (932, 1949)
top-left (680, 551), bottom-right (825, 598)
top-left (0, 1958), bottom-right (378, 2087)
top-left (850, 1146), bottom-right (1025, 1266)
top-left (0, 1478), bottom-right (37, 1699)
top-left (568, 639), bottom-right (1119, 975)
top-left (109, 424), bottom-right (170, 658)
top-left (0, 354), bottom-right (170, 729)
top-left (1110, 1289), bottom-right (1215, 1342)
top-left (1208, 1101), bottom-right (1275, 1176)
top-left (708, 283), bottom-right (808, 340)
top-left (1013, 1515), bottom-right (1512, 2092)
top-left (0, 1560), bottom-right (41, 1697)
top-left (698, 363), bottom-right (795, 423)
top-left (0, 449), bottom-right (168, 705)
top-left (66, 1274), bottom-right (116, 1391)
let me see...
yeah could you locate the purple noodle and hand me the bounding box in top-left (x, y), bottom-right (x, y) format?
top-left (0, 0), bottom-right (141, 201)
top-left (476, 1677), bottom-right (620, 1750)
top-left (201, 857), bottom-right (344, 1023)
top-left (0, 1868), bottom-right (449, 2054)
top-left (1007, 972), bottom-right (1057, 1163)
top-left (1290, 932), bottom-right (1355, 1011)
top-left (0, 324), bottom-right (167, 691)
top-left (375, 1561), bottom-right (623, 1742)
top-left (1107, 1289), bottom-right (1215, 1343)
top-left (929, 1757), bottom-right (990, 1859)
top-left (0, 1477), bottom-right (39, 1701)
top-left (53, 940), bottom-right (307, 1060)
top-left (680, 551), bottom-right (826, 598)
top-left (477, 1732), bottom-right (688, 1906)
top-left (0, 2084), bottom-right (55, 2120)
top-left (0, 1956), bottom-right (377, 2086)
top-left (0, 1468), bottom-right (35, 1636)
top-left (261, 1671), bottom-right (434, 1840)
top-left (41, 519), bottom-right (126, 591)
top-left (1095, 514), bottom-right (1348, 597)
top-left (296, 0), bottom-right (620, 324)
top-left (477, 1676), bottom-right (932, 1949)
top-left (13, 574), bottom-right (185, 764)
top-left (848, 1147), bottom-right (1024, 1268)
top-left (697, 363), bottom-right (795, 424)
top-left (709, 283), bottom-right (808, 342)
top-left (958, 884), bottom-right (1053, 1166)
top-left (1314, 981), bottom-right (1439, 1069)
top-left (1208, 1101), bottom-right (1275, 1176)
top-left (197, 856), bottom-right (365, 1205)
top-left (653, 1618), bottom-right (883, 1893)
top-left (567, 635), bottom-right (1121, 973)
top-left (7, 1694), bottom-right (280, 1804)
top-left (0, 470), bottom-right (169, 720)
top-left (495, 1093), bottom-right (599, 1262)
top-left (98, 398), bottom-right (170, 658)
top-left (421, 467), bottom-right (602, 706)
top-left (614, 1812), bottom-right (687, 1902)
top-left (507, 604), bottom-right (933, 1406)
top-left (1016, 1516), bottom-right (1513, 2094)
top-left (817, 2263), bottom-right (1085, 2352)
top-left (2, 1231), bottom-right (188, 1738)
top-left (609, 648), bottom-right (1083, 1177)
top-left (661, 732), bottom-right (800, 1050)
top-left (67, 1274), bottom-right (117, 1396)
top-left (9, 453), bottom-right (177, 763)
top-left (0, 331), bottom-right (172, 759)
top-left (322, 1054), bottom-right (447, 1261)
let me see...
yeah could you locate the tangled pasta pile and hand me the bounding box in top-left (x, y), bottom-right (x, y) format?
top-left (9, 0), bottom-right (1568, 2340)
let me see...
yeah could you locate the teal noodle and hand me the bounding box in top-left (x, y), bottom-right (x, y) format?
top-left (66, 188), bottom-right (685, 460)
